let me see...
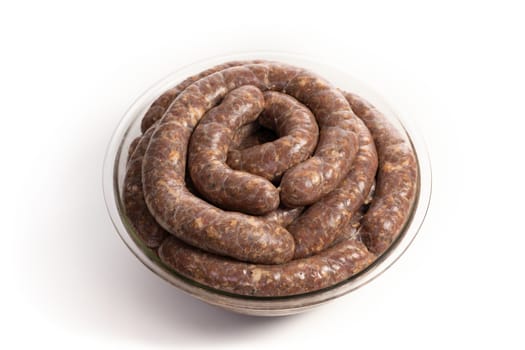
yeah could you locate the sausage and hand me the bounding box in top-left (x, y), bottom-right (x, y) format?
top-left (188, 86), bottom-right (279, 215)
top-left (158, 234), bottom-right (375, 297)
top-left (123, 125), bottom-right (167, 248)
top-left (142, 62), bottom-right (361, 264)
top-left (227, 91), bottom-right (319, 181)
top-left (343, 92), bottom-right (418, 255)
top-left (279, 72), bottom-right (361, 207)
top-left (141, 60), bottom-right (266, 133)
top-left (288, 117), bottom-right (378, 258)
top-left (122, 60), bottom-right (420, 297)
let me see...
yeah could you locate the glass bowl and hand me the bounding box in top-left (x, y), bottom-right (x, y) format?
top-left (102, 52), bottom-right (432, 316)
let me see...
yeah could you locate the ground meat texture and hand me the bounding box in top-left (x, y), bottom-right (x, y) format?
top-left (227, 91), bottom-right (319, 182)
top-left (123, 126), bottom-right (167, 248)
top-left (188, 86), bottom-right (279, 215)
top-left (158, 235), bottom-right (375, 297)
top-left (343, 92), bottom-right (418, 255)
top-left (288, 117), bottom-right (378, 258)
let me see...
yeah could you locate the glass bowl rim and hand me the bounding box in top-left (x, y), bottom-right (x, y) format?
top-left (102, 51), bottom-right (432, 316)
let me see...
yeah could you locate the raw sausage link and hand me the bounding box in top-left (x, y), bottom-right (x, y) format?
top-left (142, 62), bottom-right (360, 264)
top-left (343, 92), bottom-right (418, 255)
top-left (289, 117), bottom-right (378, 258)
top-left (123, 125), bottom-right (167, 248)
top-left (141, 60), bottom-right (265, 133)
top-left (158, 235), bottom-right (375, 297)
top-left (188, 86), bottom-right (279, 215)
top-left (227, 91), bottom-right (319, 181)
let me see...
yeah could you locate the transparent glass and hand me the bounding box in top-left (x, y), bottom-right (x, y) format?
top-left (102, 52), bottom-right (432, 316)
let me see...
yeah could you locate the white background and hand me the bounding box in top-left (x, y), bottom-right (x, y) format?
top-left (1, 1), bottom-right (523, 349)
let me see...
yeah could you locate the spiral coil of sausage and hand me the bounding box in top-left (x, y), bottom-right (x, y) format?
top-left (123, 61), bottom-right (418, 297)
